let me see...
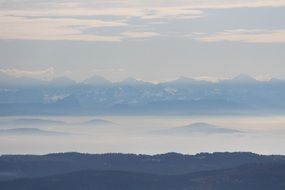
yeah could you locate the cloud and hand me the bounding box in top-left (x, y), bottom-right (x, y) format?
top-left (0, 0), bottom-right (284, 41)
top-left (0, 13), bottom-right (162, 41)
top-left (121, 31), bottom-right (159, 38)
top-left (0, 0), bottom-right (204, 41)
top-left (1, 0), bottom-right (285, 9)
top-left (0, 67), bottom-right (54, 80)
top-left (139, 8), bottom-right (203, 20)
top-left (0, 15), bottom-right (126, 41)
top-left (193, 29), bottom-right (285, 43)
top-left (178, 0), bottom-right (285, 9)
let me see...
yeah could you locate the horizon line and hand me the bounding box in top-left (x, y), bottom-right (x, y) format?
top-left (1, 73), bottom-right (282, 84)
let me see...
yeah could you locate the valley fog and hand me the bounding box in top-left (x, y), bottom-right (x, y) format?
top-left (0, 115), bottom-right (285, 155)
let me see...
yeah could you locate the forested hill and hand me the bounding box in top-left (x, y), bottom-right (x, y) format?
top-left (1, 162), bottom-right (285, 190)
top-left (0, 152), bottom-right (285, 180)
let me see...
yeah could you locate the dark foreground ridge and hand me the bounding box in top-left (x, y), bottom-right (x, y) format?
top-left (1, 163), bottom-right (285, 190)
top-left (1, 152), bottom-right (285, 190)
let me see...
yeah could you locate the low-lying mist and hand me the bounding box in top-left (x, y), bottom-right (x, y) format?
top-left (0, 115), bottom-right (285, 155)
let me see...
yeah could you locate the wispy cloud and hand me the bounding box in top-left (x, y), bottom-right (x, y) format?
top-left (0, 0), bottom-right (285, 41)
top-left (121, 31), bottom-right (159, 38)
top-left (2, 0), bottom-right (285, 10)
top-left (175, 0), bottom-right (285, 9)
top-left (0, 1), bottom-right (203, 41)
top-left (0, 15), bottom-right (126, 41)
top-left (0, 67), bottom-right (54, 80)
top-left (193, 29), bottom-right (285, 43)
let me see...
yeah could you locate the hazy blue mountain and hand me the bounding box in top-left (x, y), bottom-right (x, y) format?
top-left (49, 77), bottom-right (76, 87)
top-left (0, 74), bottom-right (285, 115)
top-left (0, 118), bottom-right (65, 126)
top-left (154, 122), bottom-right (243, 135)
top-left (270, 77), bottom-right (284, 83)
top-left (0, 128), bottom-right (69, 136)
top-left (161, 76), bottom-right (208, 86)
top-left (82, 75), bottom-right (111, 86)
top-left (179, 122), bottom-right (242, 134)
top-left (79, 119), bottom-right (113, 125)
top-left (223, 74), bottom-right (258, 84)
top-left (0, 161), bottom-right (285, 190)
top-left (0, 73), bottom-right (47, 87)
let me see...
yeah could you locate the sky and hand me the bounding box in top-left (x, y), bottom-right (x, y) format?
top-left (0, 0), bottom-right (285, 82)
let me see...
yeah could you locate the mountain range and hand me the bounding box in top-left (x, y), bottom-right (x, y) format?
top-left (152, 122), bottom-right (243, 135)
top-left (0, 128), bottom-right (69, 136)
top-left (0, 74), bottom-right (285, 115)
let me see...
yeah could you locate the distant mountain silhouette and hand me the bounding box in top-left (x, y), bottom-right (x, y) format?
top-left (0, 73), bottom-right (47, 87)
top-left (0, 118), bottom-right (65, 126)
top-left (50, 77), bottom-right (76, 86)
top-left (177, 122), bottom-right (242, 134)
top-left (161, 76), bottom-right (208, 86)
top-left (222, 74), bottom-right (258, 84)
top-left (83, 75), bottom-right (111, 85)
top-left (0, 128), bottom-right (69, 136)
top-left (1, 74), bottom-right (285, 115)
top-left (153, 122), bottom-right (243, 135)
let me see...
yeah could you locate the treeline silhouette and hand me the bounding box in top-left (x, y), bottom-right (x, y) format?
top-left (1, 152), bottom-right (285, 190)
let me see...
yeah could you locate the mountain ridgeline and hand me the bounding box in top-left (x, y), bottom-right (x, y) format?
top-left (0, 152), bottom-right (285, 190)
top-left (1, 74), bottom-right (285, 115)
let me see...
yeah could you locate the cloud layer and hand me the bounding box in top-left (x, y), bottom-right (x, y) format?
top-left (194, 29), bottom-right (285, 43)
top-left (0, 1), bottom-right (202, 41)
top-left (1, 0), bottom-right (285, 42)
top-left (0, 67), bottom-right (54, 80)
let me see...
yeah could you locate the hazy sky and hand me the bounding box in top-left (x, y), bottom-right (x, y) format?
top-left (0, 0), bottom-right (285, 82)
